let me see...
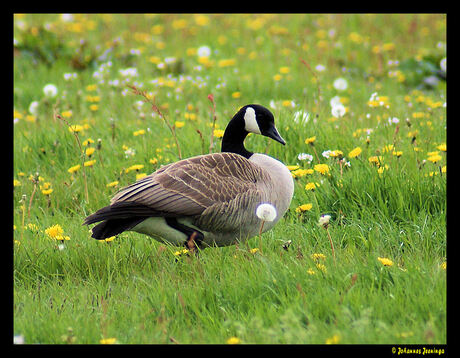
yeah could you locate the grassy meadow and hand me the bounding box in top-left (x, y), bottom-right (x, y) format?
top-left (13, 14), bottom-right (446, 345)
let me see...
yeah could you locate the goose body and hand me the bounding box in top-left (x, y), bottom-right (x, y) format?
top-left (84, 104), bottom-right (294, 248)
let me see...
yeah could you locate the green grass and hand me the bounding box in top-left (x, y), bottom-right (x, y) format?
top-left (13, 14), bottom-right (446, 344)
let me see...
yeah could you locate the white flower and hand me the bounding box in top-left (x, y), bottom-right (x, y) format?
top-left (388, 117), bottom-right (399, 125)
top-left (256, 203), bottom-right (277, 222)
top-left (197, 45), bottom-right (211, 58)
top-left (329, 95), bottom-right (342, 108)
top-left (61, 14), bottom-right (74, 22)
top-left (315, 64), bottom-right (326, 72)
top-left (119, 67), bottom-right (138, 77)
top-left (43, 84), bottom-right (58, 98)
top-left (333, 77), bottom-right (348, 91)
top-left (164, 57), bottom-right (177, 64)
top-left (331, 104), bottom-right (346, 118)
top-left (63, 72), bottom-right (78, 81)
top-left (28, 101), bottom-right (39, 115)
top-left (322, 150), bottom-right (332, 159)
top-left (14, 334), bottom-right (25, 344)
top-left (318, 214), bottom-right (331, 227)
top-left (298, 153), bottom-right (313, 162)
top-left (440, 57), bottom-right (446, 72)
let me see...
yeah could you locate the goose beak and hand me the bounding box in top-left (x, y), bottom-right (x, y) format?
top-left (264, 125), bottom-right (286, 145)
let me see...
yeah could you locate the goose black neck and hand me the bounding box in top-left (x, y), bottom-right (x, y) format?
top-left (221, 118), bottom-right (253, 159)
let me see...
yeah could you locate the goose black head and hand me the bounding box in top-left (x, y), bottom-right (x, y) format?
top-left (241, 104), bottom-right (286, 145)
top-left (222, 104), bottom-right (286, 159)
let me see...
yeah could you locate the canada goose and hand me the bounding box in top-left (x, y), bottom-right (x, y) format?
top-left (84, 104), bottom-right (294, 249)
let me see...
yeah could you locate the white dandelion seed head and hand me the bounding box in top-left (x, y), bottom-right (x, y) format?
top-left (197, 45), bottom-right (211, 58)
top-left (43, 84), bottom-right (58, 98)
top-left (329, 95), bottom-right (342, 108)
top-left (333, 77), bottom-right (348, 91)
top-left (318, 214), bottom-right (331, 227)
top-left (256, 203), bottom-right (277, 222)
top-left (28, 101), bottom-right (39, 116)
top-left (440, 57), bottom-right (446, 73)
top-left (331, 104), bottom-right (346, 118)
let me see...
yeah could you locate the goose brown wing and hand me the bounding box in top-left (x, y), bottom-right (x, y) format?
top-left (106, 152), bottom-right (268, 219)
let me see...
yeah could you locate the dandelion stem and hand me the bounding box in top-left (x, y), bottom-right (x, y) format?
top-left (27, 182), bottom-right (37, 220)
top-left (129, 85), bottom-right (182, 160)
top-left (326, 228), bottom-right (336, 266)
top-left (258, 220), bottom-right (265, 253)
top-left (54, 110), bottom-right (89, 202)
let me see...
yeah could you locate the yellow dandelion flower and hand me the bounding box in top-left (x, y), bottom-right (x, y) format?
top-left (68, 124), bottom-right (84, 133)
top-left (279, 66), bottom-right (290, 74)
top-left (55, 235), bottom-right (70, 241)
top-left (149, 158), bottom-right (158, 165)
top-left (104, 236), bottom-right (116, 242)
top-left (311, 253), bottom-right (326, 261)
top-left (427, 154), bottom-right (442, 163)
top-left (26, 115), bottom-right (37, 122)
top-left (218, 59), bottom-right (236, 67)
top-left (325, 334), bottom-right (340, 344)
top-left (231, 92), bottom-right (241, 99)
top-left (68, 164), bottom-right (81, 174)
top-left (45, 224), bottom-right (64, 239)
top-left (136, 173), bottom-right (147, 180)
top-left (305, 136), bottom-right (316, 144)
top-left (14, 179), bottom-right (21, 187)
top-left (437, 143), bottom-right (446, 152)
top-left (213, 129), bottom-right (225, 138)
top-left (174, 121), bottom-right (185, 128)
top-left (392, 151), bottom-right (403, 157)
top-left (89, 104), bottom-right (99, 111)
top-left (85, 147), bottom-right (95, 157)
top-left (249, 248), bottom-right (259, 254)
top-left (99, 338), bottom-right (117, 344)
top-left (287, 165), bottom-right (300, 171)
top-left (273, 74), bottom-right (282, 81)
top-left (292, 168), bottom-right (313, 178)
top-left (348, 147), bottom-right (362, 158)
top-left (440, 262), bottom-right (446, 270)
top-left (86, 84), bottom-right (98, 91)
top-left (41, 188), bottom-right (53, 195)
top-left (307, 268), bottom-right (316, 275)
top-left (329, 150), bottom-right (343, 158)
top-left (226, 337), bottom-right (241, 344)
top-left (106, 181), bottom-right (119, 188)
top-left (295, 203), bottom-right (313, 213)
top-left (316, 263), bottom-right (327, 273)
top-left (368, 156), bottom-right (383, 167)
top-left (377, 164), bottom-right (389, 175)
top-left (82, 138), bottom-right (95, 146)
top-left (125, 164), bottom-right (144, 173)
top-left (84, 159), bottom-right (96, 167)
top-left (314, 164), bottom-right (330, 175)
top-left (305, 182), bottom-right (319, 191)
top-left (377, 257), bottom-right (393, 267)
top-left (61, 110), bottom-right (73, 118)
top-left (133, 129), bottom-right (146, 136)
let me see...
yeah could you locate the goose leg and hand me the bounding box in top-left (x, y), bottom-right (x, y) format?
top-left (165, 218), bottom-right (204, 253)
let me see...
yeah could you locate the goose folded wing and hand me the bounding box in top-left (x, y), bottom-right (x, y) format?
top-left (101, 153), bottom-right (267, 220)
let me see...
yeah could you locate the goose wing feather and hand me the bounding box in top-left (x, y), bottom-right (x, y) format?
top-left (104, 153), bottom-right (270, 221)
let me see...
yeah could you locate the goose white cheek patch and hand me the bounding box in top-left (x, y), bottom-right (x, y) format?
top-left (244, 107), bottom-right (261, 134)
